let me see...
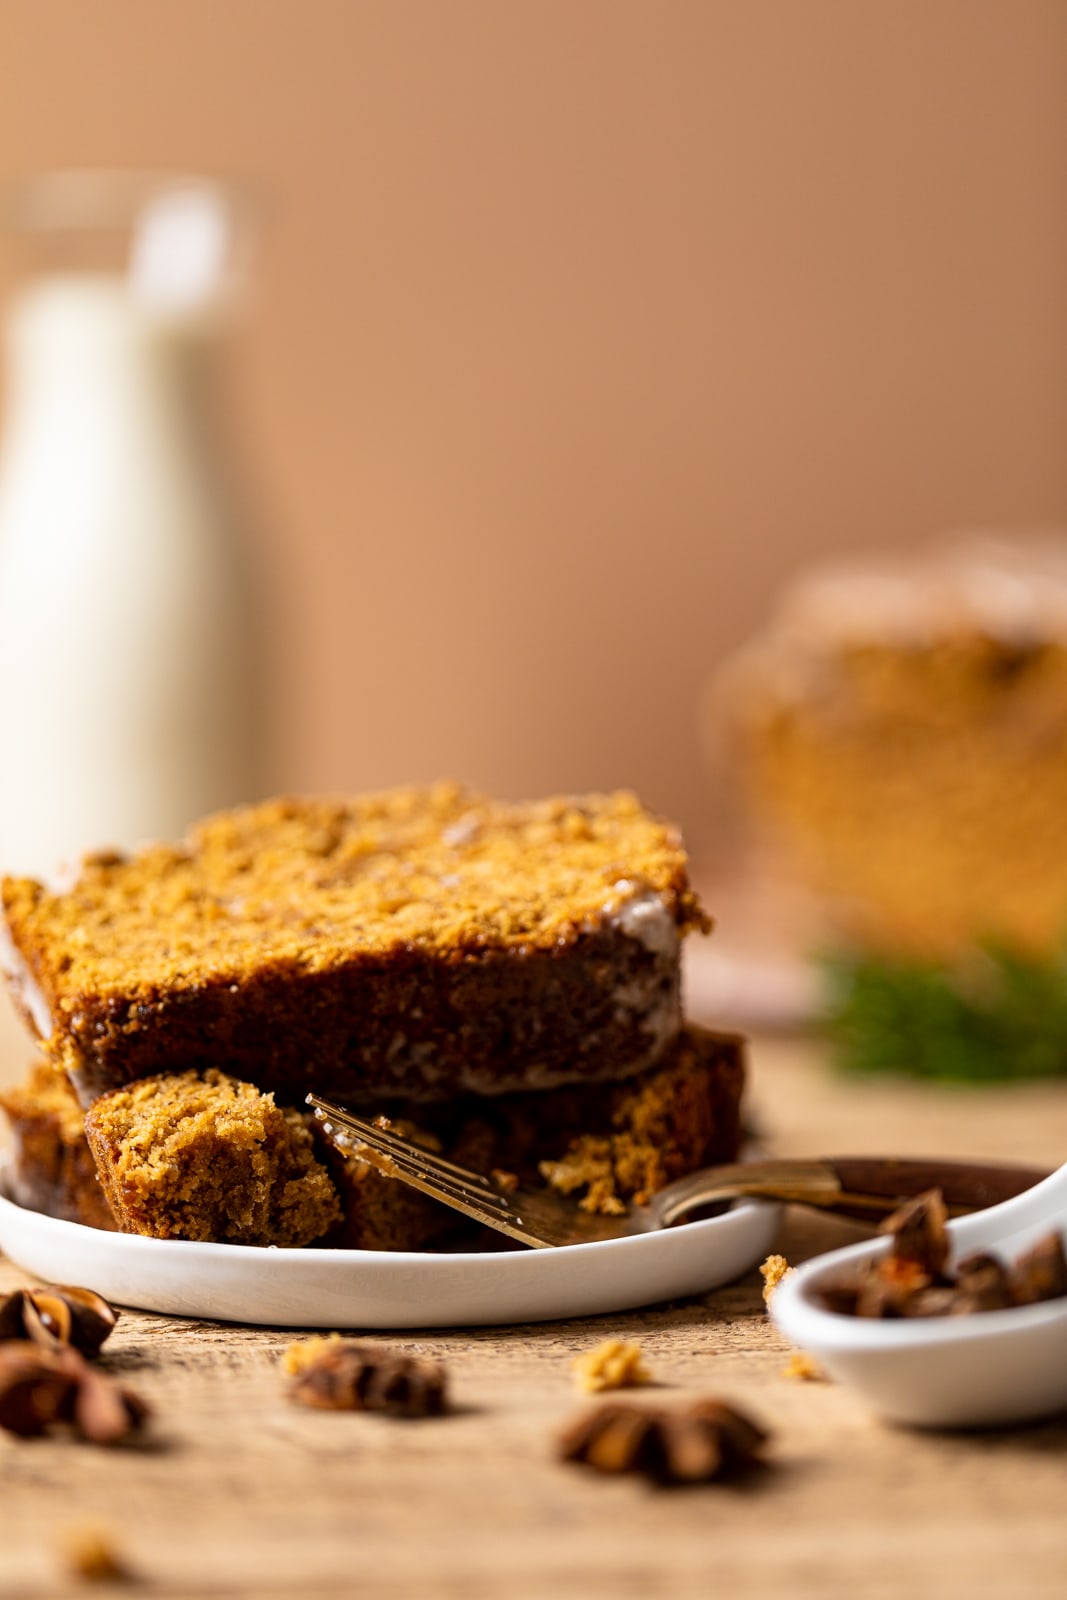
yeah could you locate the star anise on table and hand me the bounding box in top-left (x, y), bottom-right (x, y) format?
top-left (0, 1284), bottom-right (118, 1357)
top-left (286, 1338), bottom-right (449, 1417)
top-left (0, 1342), bottom-right (149, 1443)
top-left (557, 1397), bottom-right (769, 1485)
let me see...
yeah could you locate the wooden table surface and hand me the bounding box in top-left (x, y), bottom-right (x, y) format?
top-left (0, 1019), bottom-right (1065, 1599)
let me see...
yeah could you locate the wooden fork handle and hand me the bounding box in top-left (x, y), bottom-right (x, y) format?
top-left (824, 1157), bottom-right (1050, 1220)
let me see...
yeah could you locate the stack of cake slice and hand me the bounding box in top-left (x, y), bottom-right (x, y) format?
top-left (0, 783), bottom-right (744, 1247)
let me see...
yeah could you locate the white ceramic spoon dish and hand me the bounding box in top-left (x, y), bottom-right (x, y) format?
top-left (772, 1160), bottom-right (1067, 1429)
top-left (0, 1160), bottom-right (781, 1329)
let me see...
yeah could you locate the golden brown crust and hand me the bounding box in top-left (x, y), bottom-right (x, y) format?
top-left (3, 784), bottom-right (702, 990)
top-left (3, 786), bottom-right (704, 1104)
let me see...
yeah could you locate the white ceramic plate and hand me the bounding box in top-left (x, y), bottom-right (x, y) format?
top-left (0, 1167), bottom-right (781, 1329)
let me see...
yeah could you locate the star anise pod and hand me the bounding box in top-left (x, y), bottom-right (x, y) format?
top-left (952, 1252), bottom-right (1015, 1313)
top-left (0, 1285), bottom-right (117, 1357)
top-left (0, 1341), bottom-right (148, 1444)
top-left (882, 1189), bottom-right (949, 1277)
top-left (557, 1397), bottom-right (768, 1485)
top-left (852, 1254), bottom-right (935, 1318)
top-left (1008, 1231), bottom-right (1067, 1305)
top-left (287, 1339), bottom-right (448, 1417)
top-left (71, 1360), bottom-right (151, 1446)
top-left (821, 1208), bottom-right (1067, 1319)
top-left (0, 1343), bottom-right (80, 1437)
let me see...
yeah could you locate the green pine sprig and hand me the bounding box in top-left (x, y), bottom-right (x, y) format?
top-left (819, 937), bottom-right (1067, 1082)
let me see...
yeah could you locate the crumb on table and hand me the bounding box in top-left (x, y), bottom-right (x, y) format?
top-left (760, 1253), bottom-right (794, 1305)
top-left (59, 1524), bottom-right (131, 1584)
top-left (780, 1350), bottom-right (824, 1381)
top-left (572, 1338), bottom-right (651, 1393)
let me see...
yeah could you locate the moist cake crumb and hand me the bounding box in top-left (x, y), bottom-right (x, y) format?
top-left (84, 1070), bottom-right (341, 1246)
top-left (6, 1027), bottom-right (745, 1249)
top-left (533, 1027), bottom-right (744, 1213)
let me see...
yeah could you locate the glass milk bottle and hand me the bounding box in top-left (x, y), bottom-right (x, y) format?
top-left (0, 174), bottom-right (263, 879)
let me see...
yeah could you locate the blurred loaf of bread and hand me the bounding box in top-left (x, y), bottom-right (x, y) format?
top-left (714, 536), bottom-right (1067, 959)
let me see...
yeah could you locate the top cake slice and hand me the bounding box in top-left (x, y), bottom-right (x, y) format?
top-left (1, 784), bottom-right (708, 1106)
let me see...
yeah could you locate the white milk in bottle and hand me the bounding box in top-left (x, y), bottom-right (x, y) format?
top-left (0, 175), bottom-right (262, 879)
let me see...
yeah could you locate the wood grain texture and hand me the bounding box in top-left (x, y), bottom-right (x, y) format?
top-left (0, 1034), bottom-right (1065, 1598)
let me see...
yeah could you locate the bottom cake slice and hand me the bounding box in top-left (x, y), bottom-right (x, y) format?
top-left (1, 1027), bottom-right (745, 1249)
top-left (429, 1023), bottom-right (745, 1216)
top-left (327, 1023), bottom-right (746, 1247)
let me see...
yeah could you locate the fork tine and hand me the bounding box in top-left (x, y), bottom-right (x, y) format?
top-left (306, 1094), bottom-right (545, 1240)
top-left (328, 1126), bottom-right (515, 1216)
top-left (306, 1093), bottom-right (631, 1248)
top-left (306, 1096), bottom-right (501, 1192)
top-left (305, 1098), bottom-right (500, 1199)
top-left (363, 1155), bottom-right (515, 1222)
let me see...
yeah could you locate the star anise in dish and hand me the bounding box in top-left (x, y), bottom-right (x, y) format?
top-left (819, 1189), bottom-right (1067, 1318)
top-left (884, 1189), bottom-right (950, 1276)
top-left (1009, 1231), bottom-right (1067, 1304)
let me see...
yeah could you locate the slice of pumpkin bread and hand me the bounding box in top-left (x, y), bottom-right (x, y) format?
top-left (2, 784), bottom-right (708, 1107)
top-left (83, 1069), bottom-right (341, 1246)
top-left (6, 1027), bottom-right (744, 1248)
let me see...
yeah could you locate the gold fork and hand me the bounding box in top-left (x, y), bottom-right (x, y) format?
top-left (306, 1094), bottom-right (1047, 1250)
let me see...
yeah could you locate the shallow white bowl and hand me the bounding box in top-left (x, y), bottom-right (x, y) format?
top-left (773, 1172), bottom-right (1067, 1429)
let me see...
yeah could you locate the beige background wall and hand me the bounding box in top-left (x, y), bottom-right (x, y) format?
top-left (2, 0), bottom-right (1067, 865)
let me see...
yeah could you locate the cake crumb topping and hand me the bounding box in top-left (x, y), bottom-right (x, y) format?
top-left (2, 785), bottom-right (704, 1001)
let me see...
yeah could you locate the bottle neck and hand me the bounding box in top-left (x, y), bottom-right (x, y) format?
top-left (3, 276), bottom-right (218, 439)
